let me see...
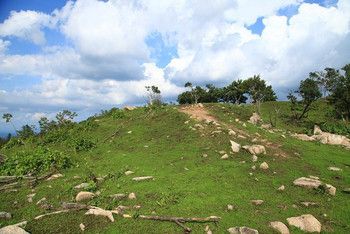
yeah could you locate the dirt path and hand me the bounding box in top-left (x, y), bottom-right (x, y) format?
top-left (178, 104), bottom-right (218, 122)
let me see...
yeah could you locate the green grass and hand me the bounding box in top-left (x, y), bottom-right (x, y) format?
top-left (1, 103), bottom-right (350, 233)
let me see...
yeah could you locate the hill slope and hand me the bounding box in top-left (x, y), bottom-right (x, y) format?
top-left (1, 103), bottom-right (350, 233)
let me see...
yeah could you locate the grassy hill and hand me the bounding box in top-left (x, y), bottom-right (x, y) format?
top-left (1, 102), bottom-right (349, 233)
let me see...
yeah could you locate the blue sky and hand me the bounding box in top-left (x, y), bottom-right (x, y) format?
top-left (0, 0), bottom-right (349, 136)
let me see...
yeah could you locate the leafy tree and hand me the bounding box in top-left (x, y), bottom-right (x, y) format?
top-left (56, 110), bottom-right (77, 126)
top-left (328, 64), bottom-right (350, 120)
top-left (16, 124), bottom-right (35, 139)
top-left (222, 79), bottom-right (247, 104)
top-left (2, 113), bottom-right (16, 132)
top-left (39, 117), bottom-right (57, 133)
top-left (310, 67), bottom-right (340, 97)
top-left (243, 75), bottom-right (277, 113)
top-left (145, 85), bottom-right (162, 106)
top-left (184, 82), bottom-right (200, 104)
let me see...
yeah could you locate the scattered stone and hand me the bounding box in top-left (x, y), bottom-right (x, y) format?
top-left (0, 225), bottom-right (29, 234)
top-left (251, 200), bottom-right (264, 206)
top-left (309, 175), bottom-right (319, 180)
top-left (239, 161), bottom-right (246, 164)
top-left (109, 194), bottom-right (127, 200)
top-left (252, 155), bottom-right (258, 162)
top-left (261, 123), bottom-right (272, 129)
top-left (36, 197), bottom-right (46, 205)
top-left (249, 172), bottom-right (253, 176)
top-left (46, 173), bottom-right (63, 181)
top-left (221, 154), bottom-right (229, 160)
top-left (242, 145), bottom-right (266, 155)
top-left (194, 124), bottom-right (204, 129)
top-left (242, 123), bottom-right (247, 127)
top-left (211, 130), bottom-right (222, 134)
top-left (73, 175), bottom-right (81, 179)
top-left (202, 154), bottom-right (208, 158)
top-left (74, 183), bottom-right (90, 190)
top-left (219, 150), bottom-right (226, 154)
top-left (235, 118), bottom-right (240, 122)
top-left (205, 225), bottom-right (212, 234)
top-left (251, 165), bottom-right (256, 170)
top-left (75, 191), bottom-right (95, 202)
top-left (132, 176), bottom-right (154, 181)
top-left (27, 193), bottom-right (35, 203)
top-left (325, 184), bottom-right (336, 196)
top-left (259, 162), bottom-right (269, 170)
top-left (85, 208), bottom-right (114, 222)
top-left (0, 212), bottom-right (11, 219)
top-left (293, 177), bottom-right (322, 189)
top-left (287, 214), bottom-right (321, 233)
top-left (248, 113), bottom-right (261, 125)
top-left (227, 226), bottom-right (259, 234)
top-left (228, 129), bottom-right (236, 136)
top-left (300, 202), bottom-right (318, 207)
top-left (342, 188), bottom-right (350, 194)
top-left (269, 221), bottom-right (290, 234)
top-left (127, 131), bottom-right (132, 134)
top-left (128, 192), bottom-right (136, 200)
top-left (238, 135), bottom-right (247, 139)
top-left (328, 166), bottom-right (342, 171)
top-left (230, 140), bottom-right (241, 153)
top-left (79, 223), bottom-right (85, 231)
top-left (124, 170), bottom-right (134, 176)
top-left (227, 204), bottom-right (234, 211)
top-left (278, 185), bottom-right (285, 191)
top-left (292, 134), bottom-right (315, 141)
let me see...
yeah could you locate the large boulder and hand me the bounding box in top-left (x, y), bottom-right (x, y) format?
top-left (293, 177), bottom-right (321, 189)
top-left (0, 225), bottom-right (29, 234)
top-left (269, 221), bottom-right (290, 234)
top-left (227, 226), bottom-right (258, 234)
top-left (85, 208), bottom-right (114, 222)
top-left (287, 214), bottom-right (321, 233)
top-left (242, 145), bottom-right (266, 155)
top-left (230, 140), bottom-right (241, 153)
top-left (248, 113), bottom-right (261, 125)
top-left (75, 191), bottom-right (95, 202)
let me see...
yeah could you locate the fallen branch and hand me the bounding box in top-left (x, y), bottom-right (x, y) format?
top-left (137, 215), bottom-right (220, 233)
top-left (34, 210), bottom-right (70, 220)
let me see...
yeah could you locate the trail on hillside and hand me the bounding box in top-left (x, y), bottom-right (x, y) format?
top-left (178, 104), bottom-right (218, 122)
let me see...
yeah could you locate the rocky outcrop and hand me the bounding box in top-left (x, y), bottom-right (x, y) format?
top-left (293, 177), bottom-right (336, 195)
top-left (269, 221), bottom-right (290, 234)
top-left (248, 113), bottom-right (261, 125)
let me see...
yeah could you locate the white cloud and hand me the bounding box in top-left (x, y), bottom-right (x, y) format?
top-left (0, 10), bottom-right (52, 45)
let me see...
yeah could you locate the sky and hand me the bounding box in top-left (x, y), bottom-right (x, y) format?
top-left (0, 0), bottom-right (349, 135)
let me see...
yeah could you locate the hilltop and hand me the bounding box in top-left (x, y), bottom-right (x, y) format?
top-left (0, 102), bottom-right (350, 233)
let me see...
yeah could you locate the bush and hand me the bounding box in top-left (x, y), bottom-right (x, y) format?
top-left (111, 109), bottom-right (125, 119)
top-left (73, 138), bottom-right (96, 152)
top-left (3, 138), bottom-right (24, 149)
top-left (0, 147), bottom-right (72, 176)
top-left (320, 122), bottom-right (350, 136)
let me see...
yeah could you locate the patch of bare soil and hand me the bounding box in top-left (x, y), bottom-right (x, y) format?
top-left (179, 104), bottom-right (218, 122)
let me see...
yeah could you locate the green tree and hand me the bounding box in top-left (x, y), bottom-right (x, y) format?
top-left (222, 79), bottom-right (247, 104)
top-left (145, 85), bottom-right (162, 106)
top-left (56, 110), bottom-right (77, 126)
top-left (2, 113), bottom-right (16, 132)
top-left (184, 82), bottom-right (200, 104)
top-left (39, 117), bottom-right (57, 133)
top-left (17, 125), bottom-right (35, 139)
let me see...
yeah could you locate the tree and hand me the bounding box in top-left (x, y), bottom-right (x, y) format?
top-left (184, 82), bottom-right (200, 104)
top-left (328, 64), bottom-right (350, 120)
top-left (243, 75), bottom-right (277, 113)
top-left (222, 79), bottom-right (247, 104)
top-left (2, 113), bottom-right (16, 132)
top-left (56, 110), bottom-right (77, 126)
top-left (310, 67), bottom-right (340, 97)
top-left (17, 124), bottom-right (35, 139)
top-left (145, 85), bottom-right (162, 106)
top-left (38, 117), bottom-right (57, 133)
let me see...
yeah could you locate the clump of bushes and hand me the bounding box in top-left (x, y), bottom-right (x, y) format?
top-left (320, 122), bottom-right (350, 136)
top-left (0, 147), bottom-right (72, 176)
top-left (73, 138), bottom-right (96, 152)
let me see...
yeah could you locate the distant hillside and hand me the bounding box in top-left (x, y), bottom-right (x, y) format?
top-left (0, 102), bottom-right (349, 233)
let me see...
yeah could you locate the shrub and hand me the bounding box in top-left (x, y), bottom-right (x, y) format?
top-left (111, 109), bottom-right (125, 119)
top-left (0, 147), bottom-right (72, 176)
top-left (3, 138), bottom-right (24, 149)
top-left (73, 138), bottom-right (96, 152)
top-left (320, 122), bottom-right (350, 136)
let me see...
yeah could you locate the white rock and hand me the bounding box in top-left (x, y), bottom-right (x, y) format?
top-left (227, 204), bottom-right (234, 211)
top-left (221, 154), bottom-right (229, 160)
top-left (325, 184), bottom-right (336, 196)
top-left (228, 129), bottom-right (236, 136)
top-left (251, 165), bottom-right (256, 170)
top-left (252, 155), bottom-right (258, 162)
top-left (74, 183), bottom-right (90, 190)
top-left (128, 192), bottom-right (136, 200)
top-left (79, 223), bottom-right (85, 231)
top-left (242, 145), bottom-right (266, 155)
top-left (27, 193), bottom-right (35, 203)
top-left (219, 150), bottom-right (226, 155)
top-left (205, 225), bottom-right (213, 234)
top-left (194, 124), bottom-right (204, 129)
top-left (269, 221), bottom-right (290, 234)
top-left (277, 185), bottom-right (285, 191)
top-left (327, 166), bottom-right (342, 171)
top-left (293, 177), bottom-right (321, 189)
top-left (124, 170), bottom-right (134, 176)
top-left (230, 140), bottom-right (241, 153)
top-left (0, 225), bottom-right (29, 234)
top-left (0, 212), bottom-right (11, 219)
top-left (248, 113), bottom-right (261, 125)
top-left (46, 173), bottom-right (63, 181)
top-left (75, 191), bottom-right (95, 202)
top-left (251, 200), bottom-right (264, 205)
top-left (300, 202), bottom-right (317, 207)
top-left (109, 194), bottom-right (127, 200)
top-left (227, 226), bottom-right (259, 234)
top-left (287, 214), bottom-right (321, 233)
top-left (85, 208), bottom-right (114, 222)
top-left (132, 176), bottom-right (154, 181)
top-left (260, 162), bottom-right (269, 170)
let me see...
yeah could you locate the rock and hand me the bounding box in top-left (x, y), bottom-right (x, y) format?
top-left (211, 130), bottom-right (222, 134)
top-left (128, 192), bottom-right (136, 200)
top-left (308, 175), bottom-right (319, 180)
top-left (124, 106), bottom-right (136, 111)
top-left (278, 185), bottom-right (285, 191)
top-left (251, 165), bottom-right (256, 170)
top-left (242, 145), bottom-right (266, 155)
top-left (269, 221), bottom-right (290, 234)
top-left (227, 226), bottom-right (259, 234)
top-left (251, 200), bottom-right (264, 206)
top-left (238, 135), bottom-right (247, 139)
top-left (313, 125), bottom-right (323, 135)
top-left (0, 225), bottom-right (29, 234)
top-left (0, 212), bottom-right (11, 219)
top-left (76, 191), bottom-right (95, 202)
top-left (221, 154), bottom-right (229, 160)
top-left (227, 204), bottom-right (234, 211)
top-left (287, 214), bottom-right (321, 233)
top-left (242, 123), bottom-right (247, 127)
top-left (228, 129), bottom-right (236, 136)
top-left (27, 193), bottom-right (35, 203)
top-left (325, 184), bottom-right (336, 196)
top-left (300, 202), bottom-right (318, 207)
top-left (205, 225), bottom-right (212, 234)
top-left (219, 150), bottom-right (226, 154)
top-left (46, 173), bottom-right (63, 181)
top-left (292, 134), bottom-right (315, 141)
top-left (230, 140), bottom-right (241, 153)
top-left (328, 166), bottom-right (342, 171)
top-left (252, 155), bottom-right (258, 162)
top-left (85, 208), bottom-right (114, 222)
top-left (248, 113), bottom-right (261, 125)
top-left (235, 118), bottom-right (240, 122)
top-left (261, 123), bottom-right (272, 129)
top-left (194, 124), bottom-right (204, 129)
top-left (342, 188), bottom-right (350, 194)
top-left (202, 154), bottom-right (208, 158)
top-left (109, 193), bottom-right (127, 200)
top-left (197, 103), bottom-right (204, 108)
top-left (293, 177), bottom-right (321, 189)
top-left (124, 170), bottom-right (134, 176)
top-left (74, 183), bottom-right (90, 190)
top-left (132, 176), bottom-right (154, 181)
top-left (36, 197), bottom-right (46, 205)
top-left (79, 223), bottom-right (85, 231)
top-left (259, 162), bottom-right (269, 170)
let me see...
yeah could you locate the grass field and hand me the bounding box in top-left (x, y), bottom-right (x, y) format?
top-left (1, 103), bottom-right (349, 233)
